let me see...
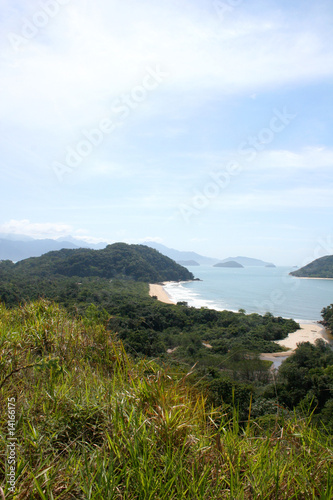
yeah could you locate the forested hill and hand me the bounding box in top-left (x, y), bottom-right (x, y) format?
top-left (1, 243), bottom-right (194, 282)
top-left (290, 255), bottom-right (333, 278)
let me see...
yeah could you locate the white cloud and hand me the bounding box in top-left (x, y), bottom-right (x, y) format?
top-left (250, 147), bottom-right (333, 171)
top-left (1, 1), bottom-right (333, 264)
top-left (0, 219), bottom-right (74, 238)
top-left (174, 146), bottom-right (333, 178)
top-left (74, 161), bottom-right (134, 181)
top-left (139, 236), bottom-right (163, 243)
top-left (0, 219), bottom-right (105, 242)
top-left (1, 0), bottom-right (333, 136)
top-left (212, 187), bottom-right (333, 211)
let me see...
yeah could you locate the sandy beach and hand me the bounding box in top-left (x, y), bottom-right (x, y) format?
top-left (149, 283), bottom-right (175, 304)
top-left (149, 283), bottom-right (331, 358)
top-left (275, 323), bottom-right (328, 350)
top-left (260, 323), bottom-right (330, 366)
top-left (294, 277), bottom-right (333, 280)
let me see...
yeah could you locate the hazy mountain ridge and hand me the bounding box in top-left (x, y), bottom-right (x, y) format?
top-left (143, 242), bottom-right (219, 265)
top-left (1, 236), bottom-right (275, 267)
top-left (144, 243), bottom-right (275, 267)
top-left (0, 235), bottom-right (107, 261)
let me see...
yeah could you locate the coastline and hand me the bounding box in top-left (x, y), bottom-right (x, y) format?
top-left (149, 283), bottom-right (176, 304)
top-left (149, 282), bottom-right (332, 367)
top-left (260, 323), bottom-right (331, 366)
top-left (292, 276), bottom-right (333, 280)
top-left (274, 323), bottom-right (329, 350)
top-left (150, 283), bottom-right (332, 336)
top-left (160, 271), bottom-right (333, 321)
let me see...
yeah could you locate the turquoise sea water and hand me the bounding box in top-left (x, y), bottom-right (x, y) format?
top-left (164, 266), bottom-right (333, 322)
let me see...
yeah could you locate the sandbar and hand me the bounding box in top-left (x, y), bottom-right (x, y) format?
top-left (149, 283), bottom-right (175, 304)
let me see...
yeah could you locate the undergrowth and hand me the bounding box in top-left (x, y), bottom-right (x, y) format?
top-left (0, 300), bottom-right (332, 499)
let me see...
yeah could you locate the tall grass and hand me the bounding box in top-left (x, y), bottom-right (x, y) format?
top-left (0, 300), bottom-right (332, 499)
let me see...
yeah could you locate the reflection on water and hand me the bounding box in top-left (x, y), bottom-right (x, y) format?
top-left (260, 354), bottom-right (290, 370)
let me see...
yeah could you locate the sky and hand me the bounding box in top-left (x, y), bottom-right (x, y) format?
top-left (1, 0), bottom-right (333, 266)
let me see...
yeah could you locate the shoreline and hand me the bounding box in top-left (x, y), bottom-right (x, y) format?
top-left (149, 283), bottom-right (333, 345)
top-left (291, 276), bottom-right (333, 280)
top-left (149, 283), bottom-right (332, 367)
top-left (149, 283), bottom-right (176, 304)
top-left (260, 323), bottom-right (331, 366)
top-left (274, 323), bottom-right (329, 350)
top-left (149, 282), bottom-right (330, 325)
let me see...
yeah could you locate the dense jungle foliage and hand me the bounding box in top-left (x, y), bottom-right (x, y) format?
top-left (0, 243), bottom-right (194, 282)
top-left (0, 300), bottom-right (332, 498)
top-left (322, 303), bottom-right (333, 331)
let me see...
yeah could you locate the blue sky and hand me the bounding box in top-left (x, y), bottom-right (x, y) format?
top-left (1, 0), bottom-right (333, 265)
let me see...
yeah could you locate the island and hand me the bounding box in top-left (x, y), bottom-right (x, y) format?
top-left (177, 260), bottom-right (200, 266)
top-left (214, 260), bottom-right (244, 268)
top-left (219, 256), bottom-right (275, 267)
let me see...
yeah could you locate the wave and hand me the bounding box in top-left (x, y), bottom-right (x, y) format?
top-left (163, 281), bottom-right (238, 313)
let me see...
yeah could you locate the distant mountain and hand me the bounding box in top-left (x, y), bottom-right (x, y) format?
top-left (0, 233), bottom-right (34, 241)
top-left (177, 260), bottom-right (200, 266)
top-left (143, 242), bottom-right (219, 265)
top-left (220, 256), bottom-right (275, 267)
top-left (214, 261), bottom-right (244, 268)
top-left (7, 243), bottom-right (194, 282)
top-left (0, 235), bottom-right (107, 261)
top-left (143, 243), bottom-right (276, 268)
top-left (0, 238), bottom-right (79, 261)
top-left (56, 236), bottom-right (107, 250)
top-left (290, 255), bottom-right (333, 278)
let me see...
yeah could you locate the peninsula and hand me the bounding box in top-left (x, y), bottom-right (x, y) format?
top-left (290, 255), bottom-right (333, 278)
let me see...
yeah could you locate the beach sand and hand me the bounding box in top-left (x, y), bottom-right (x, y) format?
top-left (148, 284), bottom-right (331, 358)
top-left (294, 277), bottom-right (333, 280)
top-left (261, 323), bottom-right (330, 365)
top-left (275, 323), bottom-right (328, 350)
top-left (149, 283), bottom-right (175, 304)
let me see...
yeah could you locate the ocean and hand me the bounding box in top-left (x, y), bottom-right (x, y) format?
top-left (164, 266), bottom-right (333, 322)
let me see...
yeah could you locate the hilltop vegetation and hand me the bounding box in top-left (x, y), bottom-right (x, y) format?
top-left (0, 242), bottom-right (193, 283)
top-left (0, 300), bottom-right (332, 499)
top-left (290, 255), bottom-right (333, 278)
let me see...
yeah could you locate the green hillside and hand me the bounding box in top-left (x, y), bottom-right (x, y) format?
top-left (5, 243), bottom-right (194, 282)
top-left (0, 242), bottom-right (333, 497)
top-left (0, 300), bottom-right (332, 499)
top-left (290, 255), bottom-right (333, 278)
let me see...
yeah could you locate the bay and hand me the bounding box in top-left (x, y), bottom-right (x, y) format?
top-left (164, 266), bottom-right (333, 322)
